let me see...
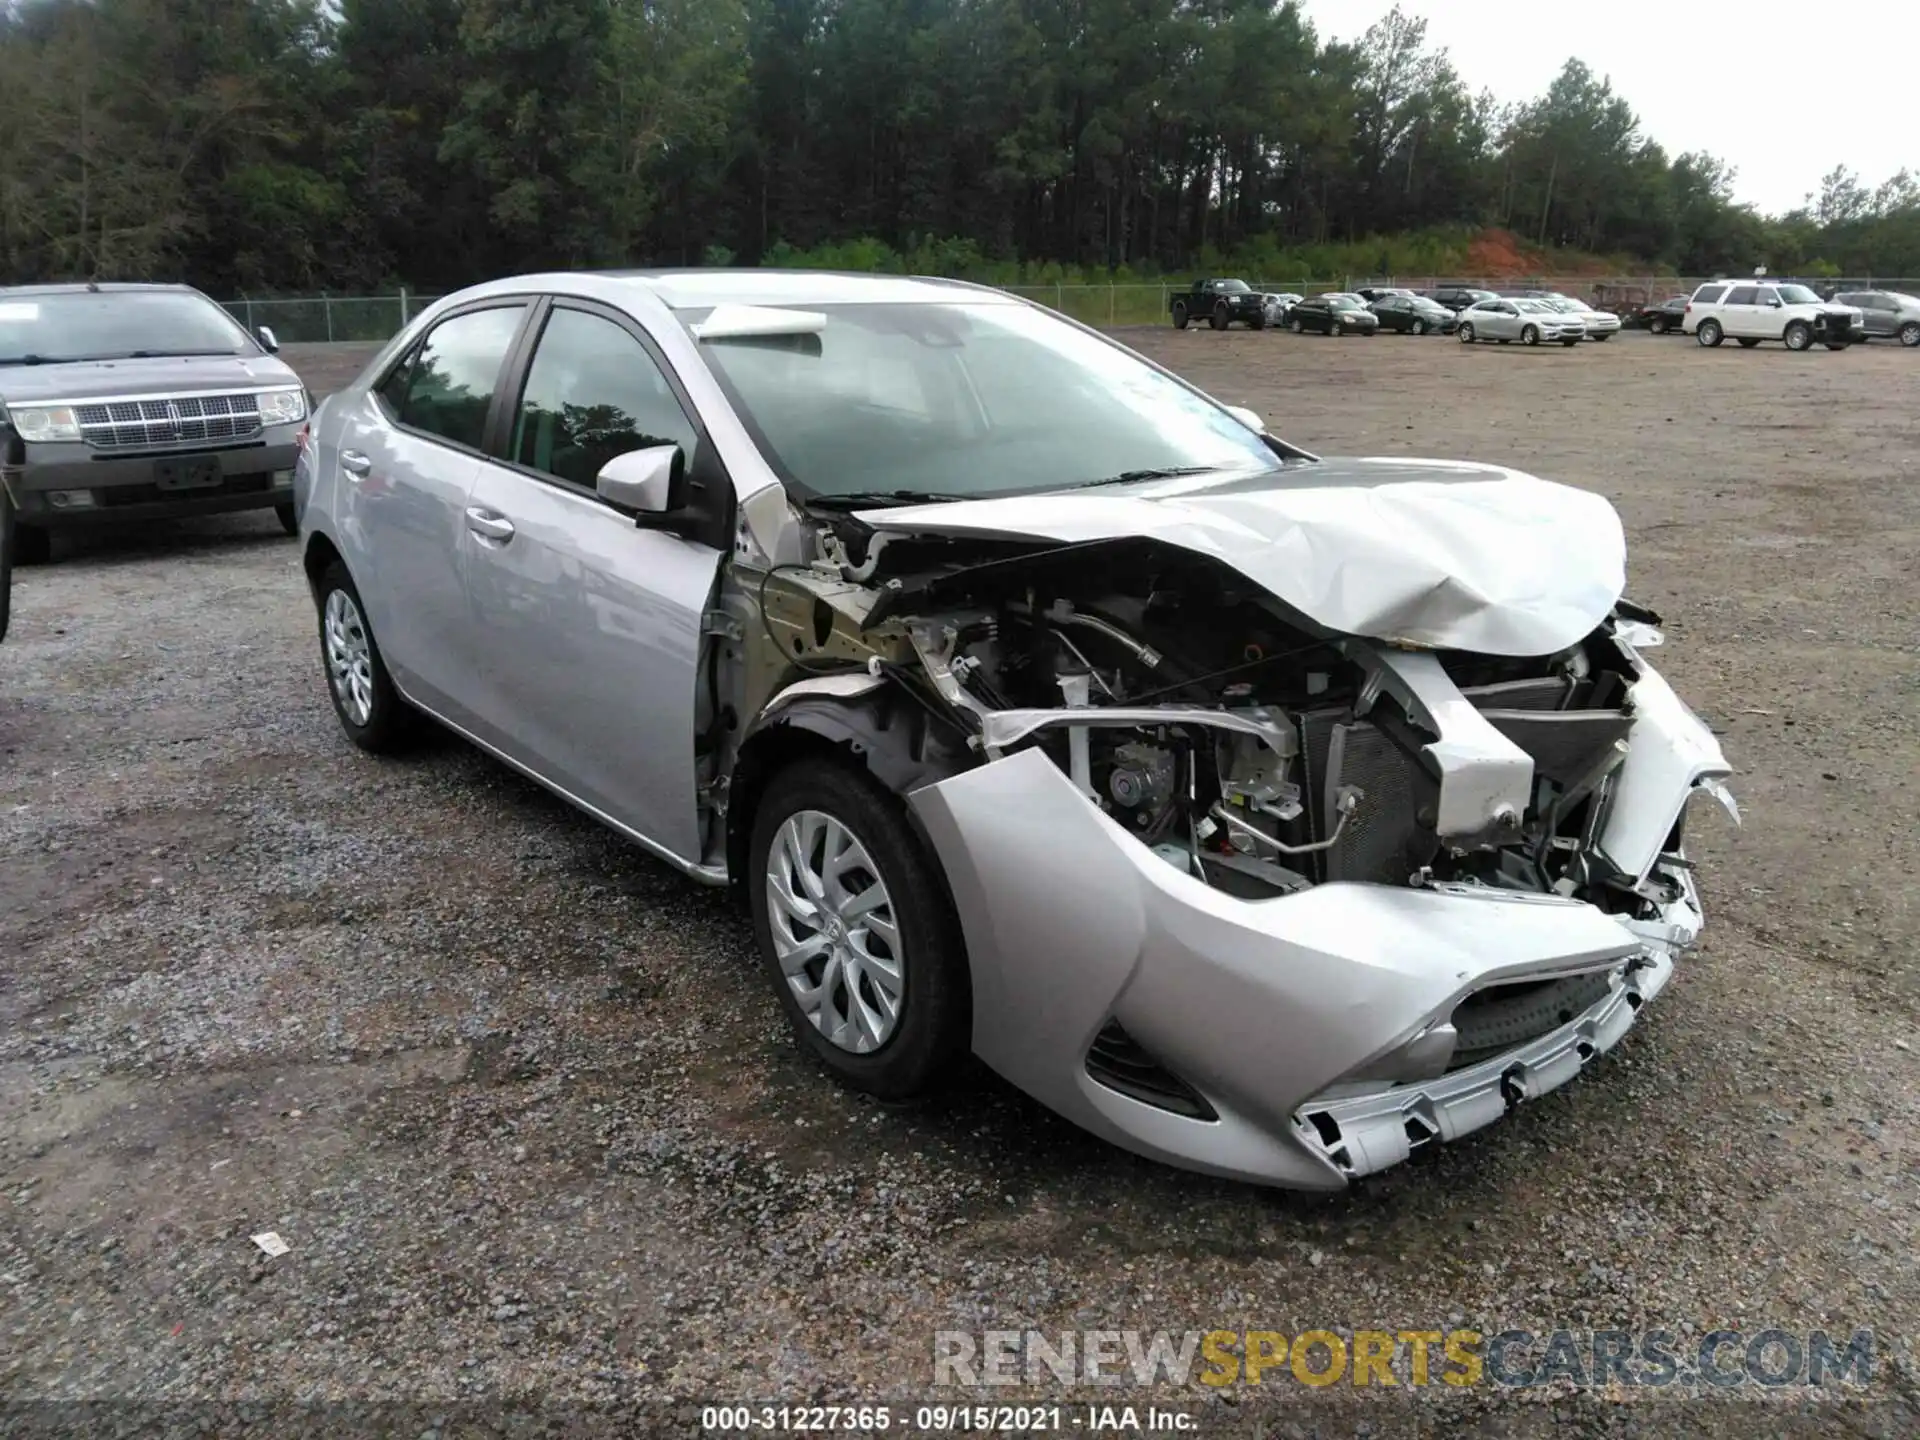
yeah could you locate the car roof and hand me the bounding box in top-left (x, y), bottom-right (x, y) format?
top-left (492, 268), bottom-right (1015, 310)
top-left (0, 281), bottom-right (196, 297)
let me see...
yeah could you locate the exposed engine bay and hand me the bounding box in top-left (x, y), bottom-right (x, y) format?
top-left (716, 528), bottom-right (1715, 924)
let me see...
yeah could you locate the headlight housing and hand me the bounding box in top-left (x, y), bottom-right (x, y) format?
top-left (257, 389), bottom-right (307, 427)
top-left (7, 405), bottom-right (83, 443)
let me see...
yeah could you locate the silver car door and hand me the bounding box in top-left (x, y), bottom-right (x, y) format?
top-left (1485, 302), bottom-right (1517, 340)
top-left (459, 300), bottom-right (724, 864)
top-left (339, 301), bottom-right (531, 721)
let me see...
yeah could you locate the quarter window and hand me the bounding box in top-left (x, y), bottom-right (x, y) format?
top-left (395, 306), bottom-right (526, 450)
top-left (511, 306), bottom-right (698, 490)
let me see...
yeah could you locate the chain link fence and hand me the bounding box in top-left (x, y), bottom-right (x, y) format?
top-left (222, 275), bottom-right (1920, 344)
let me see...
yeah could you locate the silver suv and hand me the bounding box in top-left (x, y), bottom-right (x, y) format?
top-left (297, 270), bottom-right (1731, 1191)
top-left (0, 283), bottom-right (308, 562)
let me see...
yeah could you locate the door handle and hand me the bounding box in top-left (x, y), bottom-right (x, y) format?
top-left (465, 507), bottom-right (516, 543)
top-left (340, 450), bottom-right (372, 477)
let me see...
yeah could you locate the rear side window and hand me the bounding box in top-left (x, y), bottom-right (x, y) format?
top-left (510, 306), bottom-right (698, 490)
top-left (1693, 285), bottom-right (1729, 304)
top-left (395, 306), bottom-right (527, 450)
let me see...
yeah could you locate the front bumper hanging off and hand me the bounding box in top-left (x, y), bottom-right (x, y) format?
top-left (908, 747), bottom-right (1708, 1191)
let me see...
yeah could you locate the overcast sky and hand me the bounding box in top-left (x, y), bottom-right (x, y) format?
top-left (1301, 0), bottom-right (1916, 216)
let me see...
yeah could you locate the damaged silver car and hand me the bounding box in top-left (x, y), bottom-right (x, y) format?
top-left (296, 271), bottom-right (1735, 1191)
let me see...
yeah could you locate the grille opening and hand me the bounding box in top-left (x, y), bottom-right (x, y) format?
top-left (1085, 1021), bottom-right (1218, 1122)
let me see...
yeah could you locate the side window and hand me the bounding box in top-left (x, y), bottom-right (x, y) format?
top-left (397, 306), bottom-right (526, 450)
top-left (511, 307), bottom-right (698, 491)
top-left (1724, 286), bottom-right (1758, 306)
top-left (375, 345), bottom-right (417, 418)
top-left (1694, 285), bottom-right (1728, 304)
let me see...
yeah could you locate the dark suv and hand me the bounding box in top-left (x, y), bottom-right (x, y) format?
top-left (1425, 287), bottom-right (1497, 312)
top-left (0, 283), bottom-right (308, 562)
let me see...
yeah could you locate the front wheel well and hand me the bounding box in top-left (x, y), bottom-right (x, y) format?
top-left (723, 683), bottom-right (976, 903)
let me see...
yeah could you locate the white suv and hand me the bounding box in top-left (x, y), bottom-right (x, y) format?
top-left (1682, 281), bottom-right (1862, 351)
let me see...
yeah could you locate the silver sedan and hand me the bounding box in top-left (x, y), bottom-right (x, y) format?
top-left (295, 271), bottom-right (1730, 1190)
top-left (1456, 298), bottom-right (1586, 347)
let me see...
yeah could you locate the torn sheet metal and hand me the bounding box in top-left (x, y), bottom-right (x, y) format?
top-left (865, 457), bottom-right (1626, 657)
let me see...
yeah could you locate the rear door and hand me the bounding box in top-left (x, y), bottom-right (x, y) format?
top-left (339, 301), bottom-right (532, 719)
top-left (459, 299), bottom-right (726, 864)
top-left (1719, 285), bottom-right (1763, 337)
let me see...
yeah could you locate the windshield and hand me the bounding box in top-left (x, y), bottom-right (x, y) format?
top-left (1777, 284), bottom-right (1821, 305)
top-left (1213, 280), bottom-right (1252, 293)
top-left (1514, 300), bottom-right (1552, 313)
top-left (1328, 296), bottom-right (1365, 310)
top-left (0, 289), bottom-right (253, 364)
top-left (687, 302), bottom-right (1284, 502)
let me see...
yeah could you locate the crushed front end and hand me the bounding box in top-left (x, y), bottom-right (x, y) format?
top-left (727, 525), bottom-right (1734, 1189)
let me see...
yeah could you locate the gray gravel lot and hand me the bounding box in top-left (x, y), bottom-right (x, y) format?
top-left (0, 332), bottom-right (1915, 1436)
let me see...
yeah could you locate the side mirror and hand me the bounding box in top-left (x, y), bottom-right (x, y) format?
top-left (597, 444), bottom-right (685, 516)
top-left (1224, 405), bottom-right (1266, 434)
top-left (255, 325), bottom-right (279, 353)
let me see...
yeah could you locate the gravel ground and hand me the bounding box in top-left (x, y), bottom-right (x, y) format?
top-left (0, 331), bottom-right (1915, 1437)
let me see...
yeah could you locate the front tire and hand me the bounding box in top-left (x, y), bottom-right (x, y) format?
top-left (1457, 323), bottom-right (1475, 344)
top-left (749, 759), bottom-right (969, 1100)
top-left (1410, 319), bottom-right (1426, 335)
top-left (1521, 325), bottom-right (1540, 346)
top-left (274, 502), bottom-right (299, 537)
top-left (1210, 303), bottom-right (1230, 331)
top-left (1784, 320), bottom-right (1813, 351)
top-left (1697, 318), bottom-right (1723, 347)
top-left (315, 561), bottom-right (411, 753)
top-left (14, 523), bottom-right (51, 567)
top-left (1171, 301), bottom-right (1189, 330)
top-left (1561, 337), bottom-right (1580, 346)
top-left (1900, 321), bottom-right (1920, 347)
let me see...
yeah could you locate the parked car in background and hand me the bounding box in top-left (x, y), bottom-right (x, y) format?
top-left (1637, 295), bottom-right (1691, 334)
top-left (1829, 290), bottom-right (1920, 346)
top-left (1540, 296), bottom-right (1621, 341)
top-left (1354, 286), bottom-right (1418, 304)
top-left (0, 282), bottom-right (308, 563)
top-left (1170, 278), bottom-right (1266, 330)
top-left (1683, 281), bottom-right (1860, 351)
top-left (1425, 287), bottom-right (1498, 313)
top-left (1456, 298), bottom-right (1585, 347)
top-left (1368, 294), bottom-right (1457, 335)
top-left (1284, 294), bottom-right (1380, 335)
top-left (1262, 292), bottom-right (1304, 326)
top-left (296, 268), bottom-right (1727, 1191)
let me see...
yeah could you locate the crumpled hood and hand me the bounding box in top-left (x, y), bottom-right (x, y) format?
top-left (864, 457), bottom-right (1626, 656)
top-left (0, 352), bottom-right (300, 405)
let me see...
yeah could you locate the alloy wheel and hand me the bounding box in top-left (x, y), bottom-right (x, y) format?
top-left (323, 588), bottom-right (375, 727)
top-left (765, 809), bottom-right (904, 1054)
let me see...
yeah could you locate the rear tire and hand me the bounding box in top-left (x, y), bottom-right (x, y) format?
top-left (274, 502), bottom-right (299, 537)
top-left (1561, 337), bottom-right (1579, 347)
top-left (749, 759), bottom-right (970, 1100)
top-left (315, 561), bottom-right (412, 754)
top-left (1649, 316), bottom-right (1669, 335)
top-left (0, 481), bottom-right (13, 644)
top-left (1737, 337), bottom-right (1761, 348)
top-left (1696, 318), bottom-right (1723, 347)
top-left (1289, 318), bottom-right (1303, 333)
top-left (1824, 340), bottom-right (1850, 351)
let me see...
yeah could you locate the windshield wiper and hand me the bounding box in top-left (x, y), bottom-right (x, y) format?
top-left (0, 354), bottom-right (60, 366)
top-left (803, 489), bottom-right (973, 511)
top-left (1060, 465), bottom-right (1218, 491)
top-left (124, 349), bottom-right (238, 358)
